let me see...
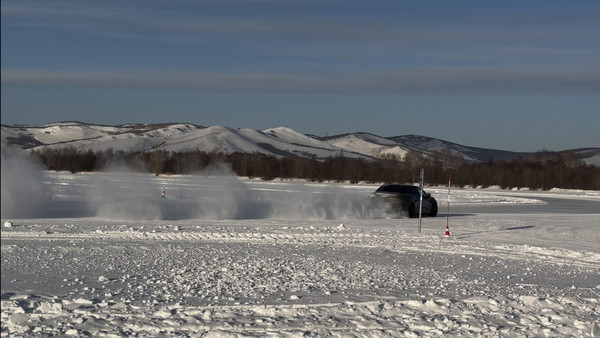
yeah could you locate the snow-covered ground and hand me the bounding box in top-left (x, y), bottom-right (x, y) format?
top-left (2, 164), bottom-right (599, 336)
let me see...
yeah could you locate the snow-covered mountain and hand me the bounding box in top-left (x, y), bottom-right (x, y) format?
top-left (2, 122), bottom-right (599, 165)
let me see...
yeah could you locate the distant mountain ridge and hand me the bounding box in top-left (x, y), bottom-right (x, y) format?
top-left (2, 122), bottom-right (599, 166)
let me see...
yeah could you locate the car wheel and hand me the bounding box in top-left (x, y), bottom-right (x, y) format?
top-left (429, 202), bottom-right (438, 217)
top-left (408, 203), bottom-right (417, 218)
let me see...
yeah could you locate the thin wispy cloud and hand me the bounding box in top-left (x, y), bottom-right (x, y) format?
top-left (3, 1), bottom-right (598, 44)
top-left (4, 66), bottom-right (599, 94)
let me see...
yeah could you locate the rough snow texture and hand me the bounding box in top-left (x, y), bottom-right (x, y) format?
top-left (2, 171), bottom-right (600, 336)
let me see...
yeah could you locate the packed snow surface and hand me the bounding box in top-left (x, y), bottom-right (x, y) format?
top-left (2, 168), bottom-right (599, 336)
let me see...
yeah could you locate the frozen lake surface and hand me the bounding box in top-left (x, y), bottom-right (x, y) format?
top-left (2, 171), bottom-right (599, 336)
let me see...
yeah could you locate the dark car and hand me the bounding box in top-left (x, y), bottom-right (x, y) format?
top-left (372, 184), bottom-right (438, 218)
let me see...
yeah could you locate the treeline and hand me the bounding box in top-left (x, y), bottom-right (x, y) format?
top-left (30, 147), bottom-right (600, 190)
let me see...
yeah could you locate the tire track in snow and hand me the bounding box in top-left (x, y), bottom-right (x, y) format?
top-left (398, 240), bottom-right (600, 269)
top-left (3, 229), bottom-right (599, 269)
top-left (0, 229), bottom-right (380, 242)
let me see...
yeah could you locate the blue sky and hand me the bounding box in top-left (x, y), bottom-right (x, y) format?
top-left (2, 0), bottom-right (599, 152)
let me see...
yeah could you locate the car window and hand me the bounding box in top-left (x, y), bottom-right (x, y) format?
top-left (377, 185), bottom-right (423, 194)
top-left (407, 186), bottom-right (420, 194)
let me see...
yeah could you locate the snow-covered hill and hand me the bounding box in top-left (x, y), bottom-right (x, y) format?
top-left (2, 122), bottom-right (598, 164)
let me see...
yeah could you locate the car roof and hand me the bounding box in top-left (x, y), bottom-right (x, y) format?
top-left (377, 184), bottom-right (420, 193)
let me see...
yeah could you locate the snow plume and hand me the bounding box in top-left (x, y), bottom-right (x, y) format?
top-left (86, 163), bottom-right (270, 220)
top-left (98, 157), bottom-right (147, 173)
top-left (1, 154), bottom-right (383, 220)
top-left (1, 146), bottom-right (52, 218)
top-left (260, 182), bottom-right (387, 220)
top-left (187, 164), bottom-right (271, 219)
top-left (86, 172), bottom-right (166, 220)
top-left (83, 163), bottom-right (381, 221)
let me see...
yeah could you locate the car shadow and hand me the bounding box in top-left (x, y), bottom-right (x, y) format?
top-left (453, 225), bottom-right (535, 239)
top-left (505, 225), bottom-right (535, 231)
top-left (446, 213), bottom-right (476, 217)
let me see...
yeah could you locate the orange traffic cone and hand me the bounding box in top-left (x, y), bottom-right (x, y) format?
top-left (445, 225), bottom-right (450, 237)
